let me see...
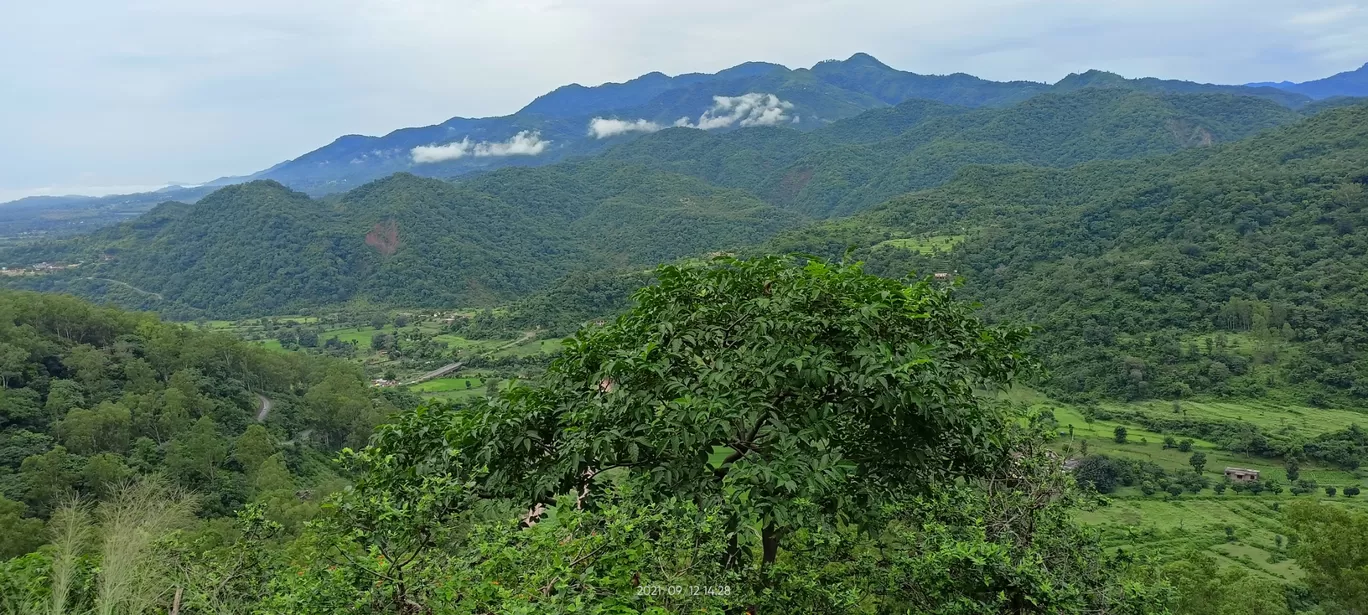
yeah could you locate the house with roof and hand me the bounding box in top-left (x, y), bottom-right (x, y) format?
top-left (1224, 467), bottom-right (1260, 482)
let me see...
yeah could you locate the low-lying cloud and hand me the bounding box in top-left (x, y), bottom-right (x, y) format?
top-left (676, 93), bottom-right (796, 130)
top-left (411, 131), bottom-right (550, 163)
top-left (587, 117), bottom-right (664, 138)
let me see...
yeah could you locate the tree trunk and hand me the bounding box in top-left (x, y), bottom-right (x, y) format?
top-left (761, 523), bottom-right (780, 566)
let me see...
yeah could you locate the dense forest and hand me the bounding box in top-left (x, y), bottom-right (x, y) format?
top-left (759, 102), bottom-right (1368, 408)
top-left (0, 87), bottom-right (1327, 318)
top-left (0, 289), bottom-right (402, 561)
top-left (3, 259), bottom-right (1365, 614)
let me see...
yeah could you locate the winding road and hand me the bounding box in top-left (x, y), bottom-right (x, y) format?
top-left (255, 394), bottom-right (272, 422)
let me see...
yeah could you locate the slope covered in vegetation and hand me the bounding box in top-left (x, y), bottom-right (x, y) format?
top-left (769, 102), bottom-right (1368, 407)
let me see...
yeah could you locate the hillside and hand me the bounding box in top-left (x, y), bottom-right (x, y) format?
top-left (1, 88), bottom-right (1315, 317)
top-left (0, 289), bottom-right (397, 558)
top-left (605, 88), bottom-right (1304, 217)
top-left (766, 102), bottom-right (1368, 406)
top-left (4, 163), bottom-right (799, 315)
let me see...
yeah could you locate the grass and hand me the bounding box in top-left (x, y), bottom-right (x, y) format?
top-left (410, 376), bottom-right (486, 393)
top-left (872, 234), bottom-right (966, 254)
top-left (1080, 495), bottom-right (1368, 581)
top-left (1022, 396), bottom-right (1368, 488)
top-left (1000, 386), bottom-right (1368, 583)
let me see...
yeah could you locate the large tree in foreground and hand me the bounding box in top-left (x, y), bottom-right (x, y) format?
top-left (465, 256), bottom-right (1035, 563)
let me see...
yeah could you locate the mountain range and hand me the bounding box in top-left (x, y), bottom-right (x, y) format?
top-left (219, 53), bottom-right (1324, 194)
top-left (3, 52), bottom-right (1368, 405)
top-left (4, 53), bottom-right (1364, 222)
top-left (1, 85), bottom-right (1348, 316)
top-left (1248, 61), bottom-right (1368, 100)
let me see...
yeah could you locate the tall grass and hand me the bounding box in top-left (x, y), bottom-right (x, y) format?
top-left (47, 499), bottom-right (91, 615)
top-left (92, 479), bottom-right (196, 615)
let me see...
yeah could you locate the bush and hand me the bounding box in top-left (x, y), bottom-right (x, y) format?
top-left (1114, 426), bottom-right (1128, 444)
top-left (1177, 439), bottom-right (1193, 452)
top-left (1073, 456), bottom-right (1121, 494)
top-left (1326, 486), bottom-right (1337, 497)
top-left (1347, 486), bottom-right (1362, 497)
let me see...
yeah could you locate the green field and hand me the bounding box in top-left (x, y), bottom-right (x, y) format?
top-left (1080, 495), bottom-right (1368, 581)
top-left (873, 234), bottom-right (966, 254)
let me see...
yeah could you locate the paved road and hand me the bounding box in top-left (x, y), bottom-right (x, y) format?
top-left (255, 394), bottom-right (272, 422)
top-left (402, 362), bottom-right (464, 386)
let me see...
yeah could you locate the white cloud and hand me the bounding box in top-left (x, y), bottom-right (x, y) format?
top-left (676, 93), bottom-right (795, 130)
top-left (5, 0), bottom-right (1368, 193)
top-left (411, 131), bottom-right (550, 164)
top-left (411, 138), bottom-right (473, 163)
top-left (587, 117), bottom-right (664, 138)
top-left (473, 131), bottom-right (550, 156)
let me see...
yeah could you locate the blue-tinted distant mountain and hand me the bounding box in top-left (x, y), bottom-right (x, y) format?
top-left (1, 53), bottom-right (1321, 212)
top-left (1248, 62), bottom-right (1368, 99)
top-left (518, 62), bottom-right (784, 117)
top-left (230, 54), bottom-right (1312, 195)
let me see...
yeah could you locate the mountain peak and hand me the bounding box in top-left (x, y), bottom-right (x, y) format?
top-left (843, 52), bottom-right (892, 69)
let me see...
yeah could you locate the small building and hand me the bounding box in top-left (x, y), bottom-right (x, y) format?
top-left (1224, 467), bottom-right (1260, 482)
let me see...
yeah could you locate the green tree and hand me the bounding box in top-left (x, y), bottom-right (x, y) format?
top-left (0, 341), bottom-right (28, 388)
top-left (82, 453), bottom-right (132, 498)
top-left (232, 424), bottom-right (275, 477)
top-left (1114, 426), bottom-right (1128, 444)
top-left (1178, 439), bottom-right (1193, 452)
top-left (164, 416), bottom-right (228, 486)
top-left (1190, 451), bottom-right (1208, 474)
top-left (1285, 501), bottom-right (1368, 609)
top-left (0, 496), bottom-right (44, 559)
top-left (463, 257), bottom-right (1034, 565)
top-left (43, 379), bottom-right (85, 421)
top-left (19, 445), bottom-right (77, 515)
top-left (56, 401), bottom-right (131, 455)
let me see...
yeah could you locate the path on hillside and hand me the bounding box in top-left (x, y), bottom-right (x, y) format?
top-left (79, 277), bottom-right (164, 300)
top-left (403, 362), bottom-right (464, 386)
top-left (493, 330), bottom-right (538, 352)
top-left (255, 394), bottom-right (272, 422)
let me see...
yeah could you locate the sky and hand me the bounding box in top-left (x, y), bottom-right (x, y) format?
top-left (1, 0), bottom-right (1366, 202)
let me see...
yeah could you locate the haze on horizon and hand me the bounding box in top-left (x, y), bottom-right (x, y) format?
top-left (2, 0), bottom-right (1366, 203)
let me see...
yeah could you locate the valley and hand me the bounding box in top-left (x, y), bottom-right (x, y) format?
top-left (4, 47), bottom-right (1368, 614)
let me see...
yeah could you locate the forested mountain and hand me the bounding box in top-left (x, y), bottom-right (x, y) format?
top-left (203, 54), bottom-right (1315, 195)
top-left (0, 290), bottom-right (398, 558)
top-left (765, 102), bottom-right (1368, 406)
top-left (4, 163), bottom-right (798, 315)
top-left (1249, 62), bottom-right (1368, 99)
top-left (606, 88), bottom-right (1304, 217)
top-left (1, 87), bottom-right (1321, 318)
top-left (2, 87), bottom-right (1313, 318)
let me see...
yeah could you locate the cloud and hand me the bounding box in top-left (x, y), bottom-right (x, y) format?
top-left (411, 131), bottom-right (550, 164)
top-left (587, 117), bottom-right (664, 138)
top-left (411, 138), bottom-right (473, 163)
top-left (6, 1), bottom-right (1368, 194)
top-left (473, 131), bottom-right (550, 156)
top-left (675, 93), bottom-right (795, 130)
